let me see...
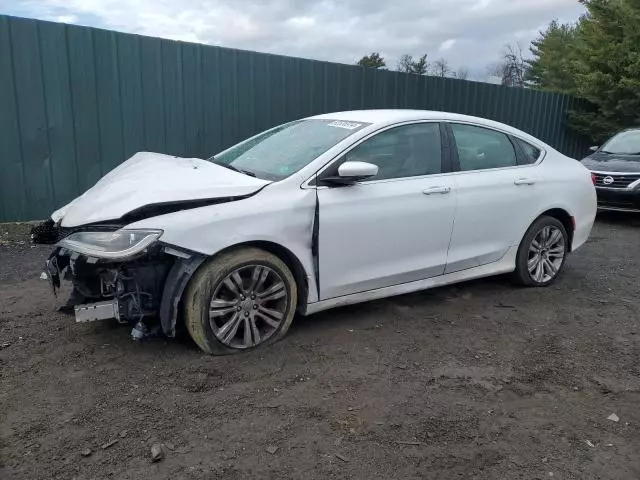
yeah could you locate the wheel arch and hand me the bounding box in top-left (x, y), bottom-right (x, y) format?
top-left (511, 208), bottom-right (574, 287)
top-left (537, 208), bottom-right (575, 251)
top-left (163, 240), bottom-right (310, 339)
top-left (161, 240), bottom-right (311, 338)
top-left (206, 240), bottom-right (310, 312)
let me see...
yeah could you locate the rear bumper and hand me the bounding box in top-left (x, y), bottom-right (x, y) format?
top-left (595, 187), bottom-right (640, 212)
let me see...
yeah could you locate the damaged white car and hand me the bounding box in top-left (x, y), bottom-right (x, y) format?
top-left (35, 110), bottom-right (597, 354)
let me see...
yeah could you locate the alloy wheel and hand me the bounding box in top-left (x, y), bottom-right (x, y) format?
top-left (527, 225), bottom-right (565, 283)
top-left (208, 265), bottom-right (288, 349)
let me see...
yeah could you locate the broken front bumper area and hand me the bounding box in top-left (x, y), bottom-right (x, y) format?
top-left (74, 299), bottom-right (121, 323)
top-left (43, 244), bottom-right (204, 338)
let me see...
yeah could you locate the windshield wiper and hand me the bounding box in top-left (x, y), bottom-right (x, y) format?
top-left (216, 163), bottom-right (257, 177)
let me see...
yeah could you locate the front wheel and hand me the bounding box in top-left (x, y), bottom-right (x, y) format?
top-left (184, 247), bottom-right (297, 355)
top-left (512, 216), bottom-right (569, 287)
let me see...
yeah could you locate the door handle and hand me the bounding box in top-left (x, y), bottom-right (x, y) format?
top-left (514, 178), bottom-right (536, 186)
top-left (422, 186), bottom-right (452, 195)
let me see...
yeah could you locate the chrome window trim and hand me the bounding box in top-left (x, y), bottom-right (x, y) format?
top-left (301, 120), bottom-right (447, 189)
top-left (301, 118), bottom-right (546, 189)
top-left (444, 120), bottom-right (546, 171)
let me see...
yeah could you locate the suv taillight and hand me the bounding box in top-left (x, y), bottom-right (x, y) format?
top-left (591, 173), bottom-right (597, 185)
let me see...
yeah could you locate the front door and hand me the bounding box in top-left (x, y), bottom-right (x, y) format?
top-left (316, 122), bottom-right (457, 300)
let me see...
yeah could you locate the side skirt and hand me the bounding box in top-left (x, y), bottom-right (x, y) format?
top-left (303, 246), bottom-right (518, 315)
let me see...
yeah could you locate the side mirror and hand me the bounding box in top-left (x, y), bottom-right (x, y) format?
top-left (337, 161), bottom-right (379, 182)
top-left (318, 161), bottom-right (379, 186)
top-left (589, 145), bottom-right (599, 152)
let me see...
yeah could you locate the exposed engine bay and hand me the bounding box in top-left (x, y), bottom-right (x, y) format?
top-left (47, 247), bottom-right (171, 318)
top-left (37, 219), bottom-right (205, 340)
top-left (45, 245), bottom-right (170, 334)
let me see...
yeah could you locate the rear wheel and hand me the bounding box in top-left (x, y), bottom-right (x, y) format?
top-left (513, 216), bottom-right (568, 287)
top-left (184, 247), bottom-right (297, 354)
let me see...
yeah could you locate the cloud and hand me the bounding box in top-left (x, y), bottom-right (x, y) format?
top-left (56, 14), bottom-right (77, 23)
top-left (4, 0), bottom-right (585, 77)
top-left (439, 39), bottom-right (456, 53)
top-left (287, 16), bottom-right (316, 28)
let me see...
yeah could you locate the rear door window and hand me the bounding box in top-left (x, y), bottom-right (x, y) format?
top-left (450, 124), bottom-right (517, 171)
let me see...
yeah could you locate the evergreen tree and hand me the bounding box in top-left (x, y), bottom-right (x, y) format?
top-left (356, 52), bottom-right (386, 69)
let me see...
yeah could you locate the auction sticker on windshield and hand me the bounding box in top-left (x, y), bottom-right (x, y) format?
top-left (327, 121), bottom-right (363, 130)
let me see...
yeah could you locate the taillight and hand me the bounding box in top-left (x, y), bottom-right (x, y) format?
top-left (591, 173), bottom-right (597, 185)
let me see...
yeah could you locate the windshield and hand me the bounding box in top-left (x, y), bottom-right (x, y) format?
top-left (209, 119), bottom-right (370, 180)
top-left (601, 129), bottom-right (640, 156)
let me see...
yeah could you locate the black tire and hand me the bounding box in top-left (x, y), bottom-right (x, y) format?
top-left (184, 247), bottom-right (297, 355)
top-left (512, 215), bottom-right (569, 287)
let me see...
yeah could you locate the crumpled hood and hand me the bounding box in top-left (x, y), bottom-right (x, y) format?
top-left (53, 152), bottom-right (271, 227)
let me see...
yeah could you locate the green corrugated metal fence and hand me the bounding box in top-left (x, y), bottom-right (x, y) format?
top-left (0, 15), bottom-right (589, 222)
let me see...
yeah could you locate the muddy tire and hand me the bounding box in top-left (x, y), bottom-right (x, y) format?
top-left (184, 247), bottom-right (297, 355)
top-left (512, 215), bottom-right (569, 287)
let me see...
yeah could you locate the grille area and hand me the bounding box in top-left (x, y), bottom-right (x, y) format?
top-left (592, 172), bottom-right (640, 189)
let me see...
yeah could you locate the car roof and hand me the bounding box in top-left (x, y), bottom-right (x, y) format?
top-left (309, 109), bottom-right (548, 148)
top-left (310, 109), bottom-right (462, 124)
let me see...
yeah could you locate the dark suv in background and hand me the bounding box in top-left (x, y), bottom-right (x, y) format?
top-left (582, 128), bottom-right (640, 212)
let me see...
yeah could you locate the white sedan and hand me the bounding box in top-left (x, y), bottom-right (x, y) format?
top-left (38, 110), bottom-right (597, 354)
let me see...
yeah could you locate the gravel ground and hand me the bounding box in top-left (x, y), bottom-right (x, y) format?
top-left (1, 214), bottom-right (639, 480)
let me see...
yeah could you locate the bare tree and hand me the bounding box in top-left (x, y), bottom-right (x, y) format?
top-left (492, 43), bottom-right (528, 87)
top-left (431, 58), bottom-right (452, 77)
top-left (455, 67), bottom-right (470, 80)
top-left (397, 54), bottom-right (428, 75)
top-left (397, 54), bottom-right (415, 73)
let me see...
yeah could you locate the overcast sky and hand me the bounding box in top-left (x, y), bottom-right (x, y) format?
top-left (4, 0), bottom-right (584, 78)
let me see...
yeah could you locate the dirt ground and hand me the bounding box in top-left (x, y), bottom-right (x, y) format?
top-left (1, 214), bottom-right (639, 480)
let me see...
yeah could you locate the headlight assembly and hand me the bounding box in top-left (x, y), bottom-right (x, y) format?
top-left (58, 229), bottom-right (162, 260)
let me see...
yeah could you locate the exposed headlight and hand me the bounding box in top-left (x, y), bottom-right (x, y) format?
top-left (59, 229), bottom-right (162, 260)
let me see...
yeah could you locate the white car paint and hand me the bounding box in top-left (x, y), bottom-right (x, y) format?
top-left (317, 174), bottom-right (456, 299)
top-left (305, 246), bottom-right (521, 314)
top-left (129, 182), bottom-right (321, 304)
top-left (52, 152), bottom-right (270, 227)
top-left (51, 110), bottom-right (597, 314)
top-left (444, 162), bottom-right (544, 273)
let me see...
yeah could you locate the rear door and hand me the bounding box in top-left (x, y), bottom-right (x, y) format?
top-left (316, 122), bottom-right (457, 299)
top-left (444, 122), bottom-right (544, 273)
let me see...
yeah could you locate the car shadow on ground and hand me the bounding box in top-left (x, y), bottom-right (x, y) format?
top-left (290, 274), bottom-right (516, 338)
top-left (67, 273), bottom-right (517, 356)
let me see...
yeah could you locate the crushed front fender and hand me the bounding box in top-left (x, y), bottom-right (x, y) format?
top-left (158, 254), bottom-right (206, 337)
